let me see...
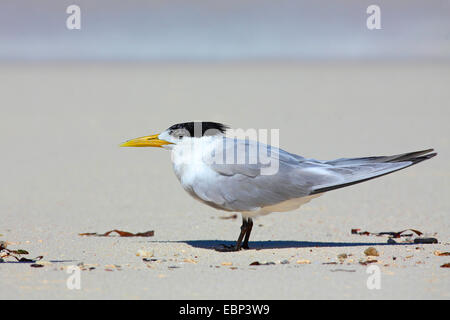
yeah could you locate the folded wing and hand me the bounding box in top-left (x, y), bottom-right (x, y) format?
top-left (201, 138), bottom-right (436, 212)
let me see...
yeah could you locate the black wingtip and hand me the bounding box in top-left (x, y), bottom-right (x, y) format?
top-left (409, 151), bottom-right (437, 164)
top-left (390, 148), bottom-right (435, 163)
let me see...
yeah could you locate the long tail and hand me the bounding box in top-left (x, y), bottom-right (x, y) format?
top-left (310, 149), bottom-right (437, 195)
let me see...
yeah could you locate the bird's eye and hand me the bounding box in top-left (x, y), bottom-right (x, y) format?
top-left (178, 135), bottom-right (184, 139)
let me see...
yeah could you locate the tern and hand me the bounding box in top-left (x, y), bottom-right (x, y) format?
top-left (121, 122), bottom-right (436, 251)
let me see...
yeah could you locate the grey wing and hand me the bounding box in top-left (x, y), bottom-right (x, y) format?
top-left (203, 139), bottom-right (436, 212)
top-left (202, 138), bottom-right (332, 211)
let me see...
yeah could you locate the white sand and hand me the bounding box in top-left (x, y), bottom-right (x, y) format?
top-left (0, 62), bottom-right (449, 299)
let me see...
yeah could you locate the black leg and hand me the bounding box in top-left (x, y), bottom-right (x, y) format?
top-left (216, 217), bottom-right (251, 252)
top-left (242, 218), bottom-right (253, 249)
top-left (234, 218), bottom-right (248, 250)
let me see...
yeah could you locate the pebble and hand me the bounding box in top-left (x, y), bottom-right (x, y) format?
top-left (184, 258), bottom-right (197, 264)
top-left (136, 249), bottom-right (154, 258)
top-left (143, 258), bottom-right (158, 262)
top-left (337, 253), bottom-right (348, 261)
top-left (364, 247), bottom-right (379, 257)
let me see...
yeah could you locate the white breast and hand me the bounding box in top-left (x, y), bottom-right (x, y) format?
top-left (171, 136), bottom-right (220, 196)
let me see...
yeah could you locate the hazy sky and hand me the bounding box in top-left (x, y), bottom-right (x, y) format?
top-left (0, 0), bottom-right (449, 61)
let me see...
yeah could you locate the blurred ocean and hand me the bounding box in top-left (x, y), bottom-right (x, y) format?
top-left (0, 0), bottom-right (449, 61)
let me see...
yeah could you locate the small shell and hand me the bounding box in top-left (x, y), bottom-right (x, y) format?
top-left (296, 259), bottom-right (311, 264)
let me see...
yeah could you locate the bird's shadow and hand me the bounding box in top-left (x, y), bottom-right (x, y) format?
top-left (156, 239), bottom-right (409, 250)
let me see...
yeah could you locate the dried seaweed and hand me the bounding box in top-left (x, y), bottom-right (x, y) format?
top-left (434, 251), bottom-right (450, 256)
top-left (30, 263), bottom-right (44, 268)
top-left (351, 228), bottom-right (423, 238)
top-left (249, 261), bottom-right (276, 266)
top-left (79, 229), bottom-right (154, 237)
top-left (0, 242), bottom-right (43, 263)
top-left (219, 214), bottom-right (238, 220)
top-left (359, 260), bottom-right (378, 266)
top-left (330, 269), bottom-right (356, 273)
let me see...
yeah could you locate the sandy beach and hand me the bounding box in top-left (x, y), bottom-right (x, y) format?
top-left (0, 62), bottom-right (449, 299)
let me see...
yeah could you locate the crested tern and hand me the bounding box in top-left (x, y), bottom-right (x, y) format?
top-left (121, 121), bottom-right (436, 251)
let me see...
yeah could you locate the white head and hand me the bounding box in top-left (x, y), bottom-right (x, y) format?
top-left (120, 121), bottom-right (229, 150)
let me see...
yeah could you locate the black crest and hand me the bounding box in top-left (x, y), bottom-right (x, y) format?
top-left (167, 122), bottom-right (228, 138)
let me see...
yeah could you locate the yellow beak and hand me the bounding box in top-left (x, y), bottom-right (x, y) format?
top-left (120, 134), bottom-right (172, 148)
